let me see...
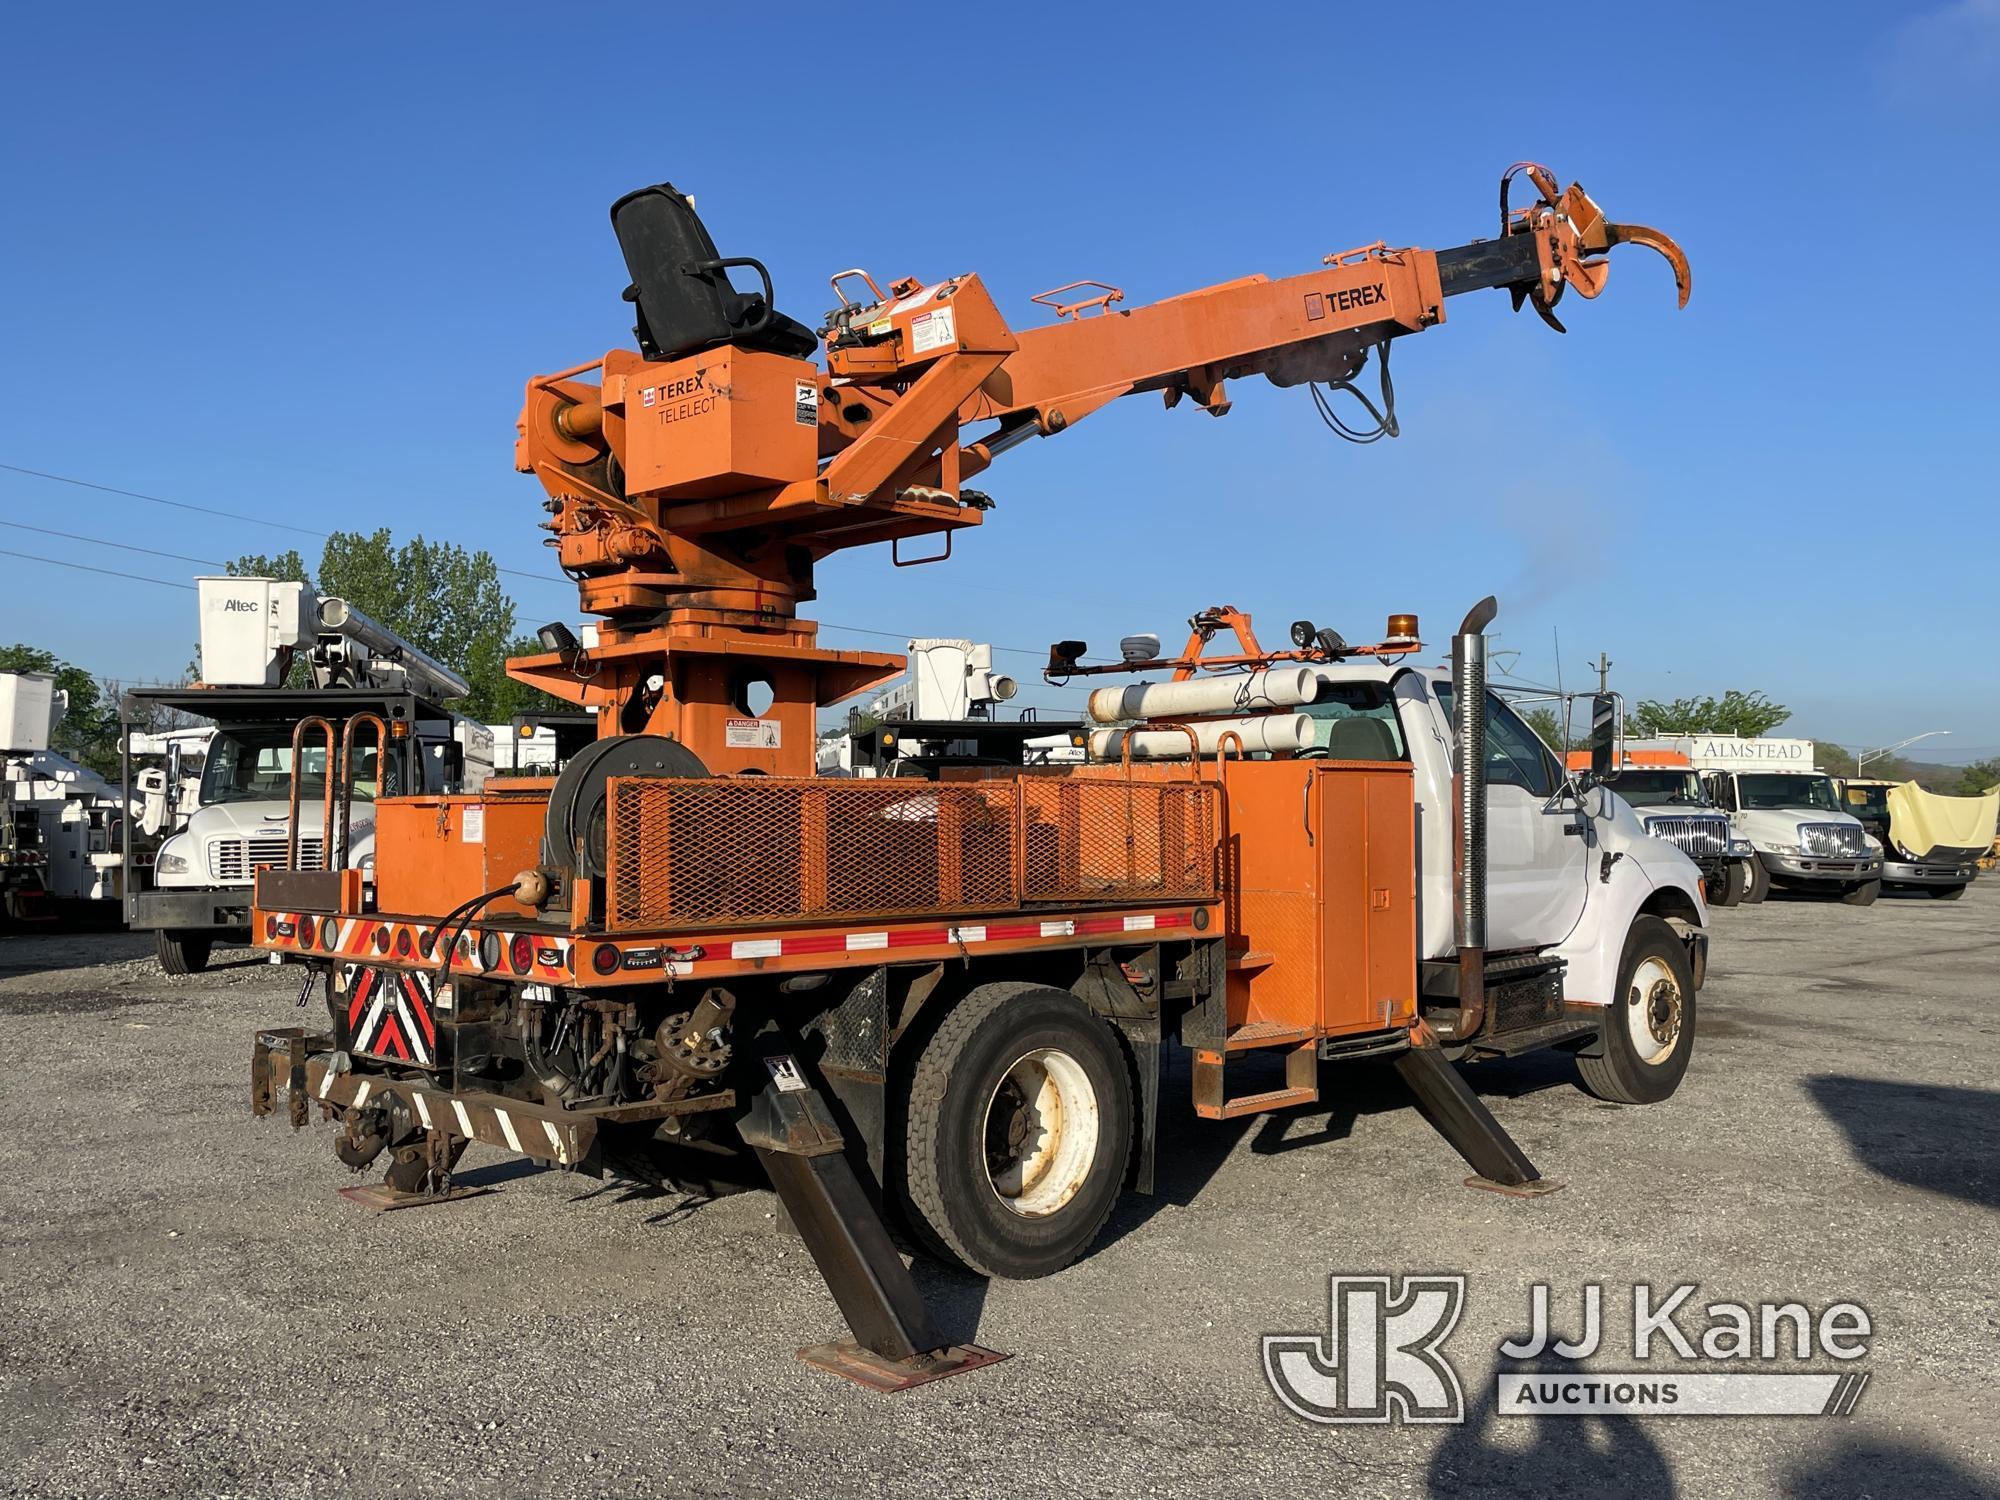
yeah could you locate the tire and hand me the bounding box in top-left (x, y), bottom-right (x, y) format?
top-left (1840, 878), bottom-right (1882, 907)
top-left (1929, 885), bottom-right (1967, 901)
top-left (1738, 859), bottom-right (1769, 905)
top-left (1710, 862), bottom-right (1745, 908)
top-left (1576, 916), bottom-right (1696, 1106)
top-left (156, 928), bottom-right (213, 975)
top-left (899, 982), bottom-right (1133, 1279)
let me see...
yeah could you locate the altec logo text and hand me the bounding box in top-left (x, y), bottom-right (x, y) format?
top-left (1264, 1276), bottom-right (1873, 1423)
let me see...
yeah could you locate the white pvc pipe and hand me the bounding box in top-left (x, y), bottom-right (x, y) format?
top-left (1089, 713), bottom-right (1316, 760)
top-left (1086, 667), bottom-right (1317, 726)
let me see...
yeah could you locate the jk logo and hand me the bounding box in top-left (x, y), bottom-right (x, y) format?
top-left (1263, 1275), bottom-right (1467, 1424)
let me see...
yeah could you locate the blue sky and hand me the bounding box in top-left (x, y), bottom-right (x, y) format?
top-left (3, 1), bottom-right (1995, 761)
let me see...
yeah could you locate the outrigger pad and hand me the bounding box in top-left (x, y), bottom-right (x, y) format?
top-left (337, 1183), bottom-right (495, 1213)
top-left (797, 1341), bottom-right (1010, 1393)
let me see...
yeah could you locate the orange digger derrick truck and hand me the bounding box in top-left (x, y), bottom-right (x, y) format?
top-left (249, 164), bottom-right (1693, 1388)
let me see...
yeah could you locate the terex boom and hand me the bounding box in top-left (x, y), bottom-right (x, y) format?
top-left (249, 164), bottom-right (1693, 1387)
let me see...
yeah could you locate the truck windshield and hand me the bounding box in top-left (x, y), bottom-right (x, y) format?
top-left (1605, 770), bottom-right (1705, 807)
top-left (1844, 784), bottom-right (1890, 816)
top-left (1737, 773), bottom-right (1840, 813)
top-left (199, 729), bottom-right (386, 807)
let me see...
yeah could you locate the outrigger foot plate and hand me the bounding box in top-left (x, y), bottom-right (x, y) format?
top-left (797, 1340), bottom-right (1009, 1393)
top-left (337, 1183), bottom-right (495, 1213)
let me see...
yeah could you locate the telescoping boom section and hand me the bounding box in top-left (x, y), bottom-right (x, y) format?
top-left (251, 165), bottom-right (1689, 1389)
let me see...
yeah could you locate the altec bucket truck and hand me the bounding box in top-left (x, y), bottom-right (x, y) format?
top-left (248, 164), bottom-right (1695, 1386)
top-left (125, 578), bottom-right (494, 974)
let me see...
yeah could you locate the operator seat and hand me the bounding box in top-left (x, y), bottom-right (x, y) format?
top-left (610, 183), bottom-right (819, 363)
top-left (1324, 716), bottom-right (1400, 761)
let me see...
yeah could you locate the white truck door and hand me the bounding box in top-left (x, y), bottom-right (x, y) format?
top-left (1477, 691), bottom-right (1592, 950)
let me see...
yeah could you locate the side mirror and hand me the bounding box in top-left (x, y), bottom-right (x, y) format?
top-left (1588, 692), bottom-right (1617, 780)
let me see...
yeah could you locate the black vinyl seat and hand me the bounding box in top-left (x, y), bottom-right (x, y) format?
top-left (1324, 715), bottom-right (1401, 761)
top-left (610, 183), bottom-right (819, 363)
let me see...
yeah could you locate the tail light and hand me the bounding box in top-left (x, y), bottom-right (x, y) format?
top-left (298, 915), bottom-right (317, 948)
top-left (508, 933), bottom-right (534, 975)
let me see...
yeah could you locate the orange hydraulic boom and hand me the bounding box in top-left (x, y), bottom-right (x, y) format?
top-left (510, 164), bottom-right (1688, 773)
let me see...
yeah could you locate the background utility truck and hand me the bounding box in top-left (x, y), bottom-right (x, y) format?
top-left (1839, 778), bottom-right (1992, 900)
top-left (1567, 745), bottom-right (1757, 906)
top-left (1630, 735), bottom-right (1882, 905)
top-left (243, 156), bottom-right (1694, 1387)
top-left (815, 638), bottom-right (1086, 778)
top-left (125, 577), bottom-right (493, 974)
top-left (2, 671), bottom-right (149, 921)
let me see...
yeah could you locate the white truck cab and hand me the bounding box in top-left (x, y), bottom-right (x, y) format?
top-left (1301, 667), bottom-right (1708, 1000)
top-left (126, 579), bottom-right (494, 973)
top-left (1629, 736), bottom-right (1882, 905)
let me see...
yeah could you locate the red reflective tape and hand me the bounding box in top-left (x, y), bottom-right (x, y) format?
top-left (886, 928), bottom-right (952, 949)
top-left (401, 975), bottom-right (435, 1047)
top-left (984, 921), bottom-right (1045, 942)
top-left (783, 932), bottom-right (848, 955)
top-left (377, 1012), bottom-right (409, 1061)
top-left (347, 966), bottom-right (374, 1028)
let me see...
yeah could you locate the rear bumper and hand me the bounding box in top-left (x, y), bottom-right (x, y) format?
top-left (1758, 851), bottom-right (1881, 883)
top-left (127, 887), bottom-right (251, 932)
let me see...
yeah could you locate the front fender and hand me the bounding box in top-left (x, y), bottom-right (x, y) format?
top-left (1553, 842), bottom-right (1706, 1008)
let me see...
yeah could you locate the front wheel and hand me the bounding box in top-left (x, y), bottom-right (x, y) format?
top-left (1710, 862), bottom-right (1746, 908)
top-left (1840, 878), bottom-right (1881, 907)
top-left (1929, 884), bottom-right (1967, 901)
top-left (1739, 859), bottom-right (1770, 905)
top-left (1576, 916), bottom-right (1696, 1106)
top-left (899, 982), bottom-right (1133, 1279)
top-left (155, 928), bottom-right (213, 975)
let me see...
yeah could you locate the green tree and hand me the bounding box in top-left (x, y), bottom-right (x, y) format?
top-left (0, 645), bottom-right (116, 772)
top-left (1522, 705), bottom-right (1566, 751)
top-left (1956, 758), bottom-right (2000, 798)
top-left (1629, 690), bottom-right (1790, 738)
top-left (218, 531), bottom-right (562, 722)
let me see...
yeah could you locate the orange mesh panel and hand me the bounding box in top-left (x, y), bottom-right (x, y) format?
top-left (605, 775), bottom-right (1217, 931)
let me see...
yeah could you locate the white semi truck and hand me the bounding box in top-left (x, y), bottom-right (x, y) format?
top-left (1628, 735), bottom-right (1883, 904)
top-left (124, 578), bottom-right (493, 973)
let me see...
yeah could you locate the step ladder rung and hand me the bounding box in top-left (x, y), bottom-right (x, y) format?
top-left (1196, 1085), bottom-right (1319, 1121)
top-left (1223, 1021), bottom-right (1315, 1052)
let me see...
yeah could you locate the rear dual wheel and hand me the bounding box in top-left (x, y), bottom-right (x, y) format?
top-left (898, 983), bottom-right (1132, 1280)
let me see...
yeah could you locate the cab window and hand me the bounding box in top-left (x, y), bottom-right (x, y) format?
top-left (1302, 679), bottom-right (1406, 760)
top-left (1433, 683), bottom-right (1562, 798)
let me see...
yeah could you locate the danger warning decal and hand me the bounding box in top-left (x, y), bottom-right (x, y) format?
top-left (343, 963), bottom-right (438, 1067)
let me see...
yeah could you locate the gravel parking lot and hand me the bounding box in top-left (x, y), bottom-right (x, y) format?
top-left (2, 885), bottom-right (1996, 1499)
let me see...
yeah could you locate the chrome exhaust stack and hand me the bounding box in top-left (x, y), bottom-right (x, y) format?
top-left (1445, 595), bottom-right (1497, 1041)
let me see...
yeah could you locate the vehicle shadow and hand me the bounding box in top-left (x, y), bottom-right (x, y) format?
top-left (1096, 1043), bottom-right (1578, 1253)
top-left (1805, 1074), bottom-right (2000, 1211)
top-left (1427, 1357), bottom-right (1677, 1497)
top-left (1779, 1436), bottom-right (1994, 1499)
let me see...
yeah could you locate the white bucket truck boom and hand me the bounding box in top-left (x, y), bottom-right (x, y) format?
top-left (1628, 735), bottom-right (1883, 905)
top-left (124, 578), bottom-right (494, 973)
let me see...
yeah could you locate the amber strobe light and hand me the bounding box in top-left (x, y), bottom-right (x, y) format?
top-left (1387, 613), bottom-right (1419, 641)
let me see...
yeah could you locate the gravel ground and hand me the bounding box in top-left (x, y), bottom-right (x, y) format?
top-left (2, 885), bottom-right (1997, 1499)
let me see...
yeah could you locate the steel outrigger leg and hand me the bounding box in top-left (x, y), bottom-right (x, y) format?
top-left (736, 1036), bottom-right (1006, 1391)
top-left (1392, 1029), bottom-right (1564, 1198)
